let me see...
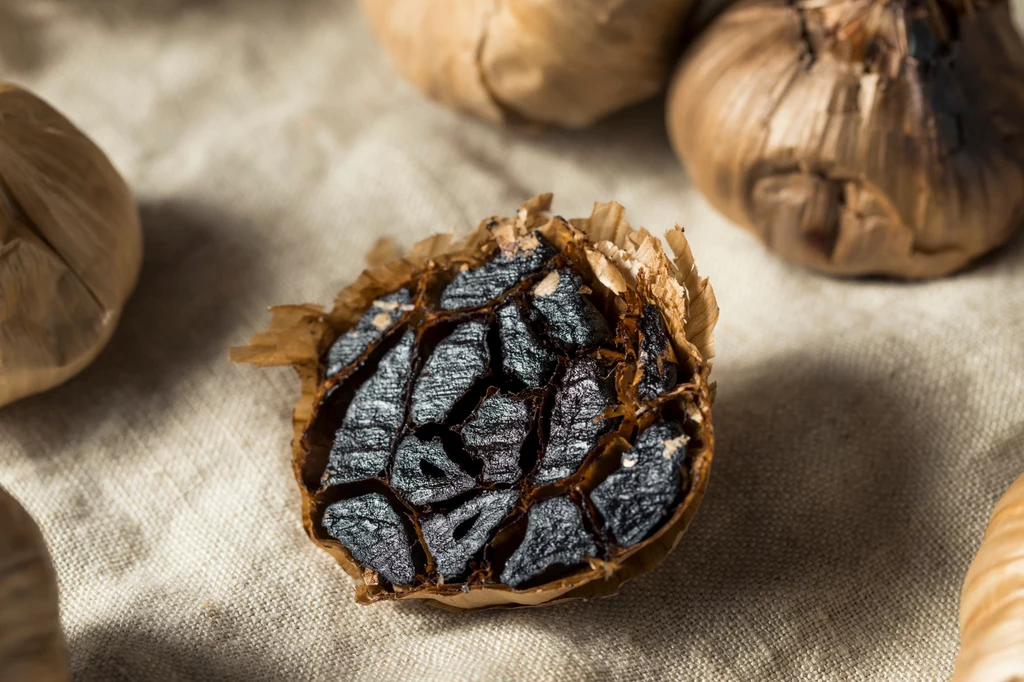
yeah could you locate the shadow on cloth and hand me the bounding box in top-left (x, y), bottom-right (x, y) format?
top-left (531, 94), bottom-right (683, 184)
top-left (0, 200), bottom-right (267, 457)
top-left (70, 624), bottom-right (289, 682)
top-left (410, 353), bottom-right (949, 677)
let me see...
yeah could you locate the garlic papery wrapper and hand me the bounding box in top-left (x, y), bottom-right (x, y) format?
top-left (667, 0), bottom-right (1024, 279)
top-left (0, 84), bottom-right (142, 407)
top-left (955, 473), bottom-right (1024, 682)
top-left (360, 0), bottom-right (700, 128)
top-left (0, 486), bottom-right (68, 682)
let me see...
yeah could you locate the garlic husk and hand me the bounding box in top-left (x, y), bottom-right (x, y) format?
top-left (667, 0), bottom-right (1024, 279)
top-left (0, 83), bottom-right (142, 407)
top-left (0, 487), bottom-right (68, 682)
top-left (955, 473), bottom-right (1024, 682)
top-left (360, 0), bottom-right (698, 128)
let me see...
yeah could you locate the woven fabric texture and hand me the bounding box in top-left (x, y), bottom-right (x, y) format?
top-left (2, 1), bottom-right (1023, 680)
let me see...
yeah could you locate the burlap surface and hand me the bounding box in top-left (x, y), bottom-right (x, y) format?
top-left (2, 1), bottom-right (1023, 680)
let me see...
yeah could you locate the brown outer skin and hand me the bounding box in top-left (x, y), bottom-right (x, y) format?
top-left (0, 487), bottom-right (69, 682)
top-left (955, 473), bottom-right (1024, 682)
top-left (667, 0), bottom-right (1024, 279)
top-left (0, 83), bottom-right (142, 407)
top-left (359, 0), bottom-right (698, 128)
top-left (231, 194), bottom-right (719, 611)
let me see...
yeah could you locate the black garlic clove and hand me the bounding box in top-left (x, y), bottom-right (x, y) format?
top-left (421, 490), bottom-right (519, 582)
top-left (534, 357), bottom-right (615, 484)
top-left (637, 303), bottom-right (678, 400)
top-left (496, 302), bottom-right (556, 387)
top-left (529, 268), bottom-right (611, 348)
top-left (410, 320), bottom-right (490, 426)
top-left (323, 330), bottom-right (416, 486)
top-left (591, 421), bottom-right (689, 547)
top-left (439, 232), bottom-right (557, 310)
top-left (390, 436), bottom-right (476, 506)
top-left (324, 289), bottom-right (412, 378)
top-left (322, 493), bottom-right (416, 586)
top-left (460, 391), bottom-right (534, 484)
top-left (500, 496), bottom-right (597, 588)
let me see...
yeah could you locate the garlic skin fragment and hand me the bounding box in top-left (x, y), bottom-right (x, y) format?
top-left (0, 84), bottom-right (142, 407)
top-left (667, 0), bottom-right (1024, 279)
top-left (955, 473), bottom-right (1024, 682)
top-left (0, 487), bottom-right (69, 682)
top-left (360, 0), bottom-right (698, 128)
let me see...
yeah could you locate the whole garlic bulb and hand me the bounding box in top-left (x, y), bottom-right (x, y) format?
top-left (0, 487), bottom-right (68, 682)
top-left (360, 0), bottom-right (698, 128)
top-left (955, 473), bottom-right (1024, 682)
top-left (667, 0), bottom-right (1024, 278)
top-left (0, 84), bottom-right (142, 407)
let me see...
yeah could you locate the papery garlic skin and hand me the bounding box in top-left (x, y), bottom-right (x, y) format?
top-left (667, 0), bottom-right (1024, 279)
top-left (0, 84), bottom-right (142, 407)
top-left (360, 0), bottom-right (697, 128)
top-left (955, 473), bottom-right (1024, 682)
top-left (0, 487), bottom-right (69, 682)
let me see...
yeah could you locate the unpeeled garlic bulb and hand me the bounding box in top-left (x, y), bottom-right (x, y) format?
top-left (360, 0), bottom-right (699, 128)
top-left (0, 486), bottom-right (68, 682)
top-left (955, 473), bottom-right (1024, 682)
top-left (0, 84), bottom-right (142, 407)
top-left (667, 0), bottom-right (1024, 278)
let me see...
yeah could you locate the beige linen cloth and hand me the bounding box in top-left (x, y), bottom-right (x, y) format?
top-left (2, 1), bottom-right (1024, 680)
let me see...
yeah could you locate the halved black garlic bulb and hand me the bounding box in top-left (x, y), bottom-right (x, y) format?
top-left (232, 195), bottom-right (718, 610)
